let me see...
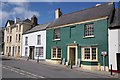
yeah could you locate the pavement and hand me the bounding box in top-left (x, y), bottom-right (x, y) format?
top-left (2, 55), bottom-right (119, 79)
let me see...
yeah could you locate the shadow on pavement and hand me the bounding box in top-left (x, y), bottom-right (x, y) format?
top-left (0, 57), bottom-right (12, 61)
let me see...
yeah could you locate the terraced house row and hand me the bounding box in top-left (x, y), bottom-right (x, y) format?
top-left (4, 2), bottom-right (120, 72)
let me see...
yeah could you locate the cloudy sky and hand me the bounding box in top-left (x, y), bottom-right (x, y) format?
top-left (0, 0), bottom-right (119, 27)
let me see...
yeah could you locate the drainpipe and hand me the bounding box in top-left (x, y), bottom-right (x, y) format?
top-left (110, 64), bottom-right (112, 75)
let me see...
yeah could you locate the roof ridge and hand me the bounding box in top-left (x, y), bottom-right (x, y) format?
top-left (62, 2), bottom-right (113, 17)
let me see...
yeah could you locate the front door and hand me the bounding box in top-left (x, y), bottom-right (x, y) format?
top-left (69, 48), bottom-right (75, 65)
top-left (117, 53), bottom-right (120, 71)
top-left (29, 47), bottom-right (34, 60)
top-left (69, 48), bottom-right (76, 65)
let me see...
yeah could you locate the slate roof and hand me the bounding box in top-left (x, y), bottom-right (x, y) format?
top-left (109, 8), bottom-right (120, 28)
top-left (8, 20), bottom-right (14, 25)
top-left (23, 23), bottom-right (51, 34)
top-left (5, 19), bottom-right (32, 27)
top-left (5, 20), bottom-right (14, 27)
top-left (21, 19), bottom-right (31, 23)
top-left (49, 2), bottom-right (115, 28)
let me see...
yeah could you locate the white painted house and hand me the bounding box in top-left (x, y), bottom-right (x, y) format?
top-left (22, 23), bottom-right (50, 60)
top-left (109, 8), bottom-right (120, 72)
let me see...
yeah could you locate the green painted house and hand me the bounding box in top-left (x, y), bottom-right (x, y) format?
top-left (46, 2), bottom-right (115, 71)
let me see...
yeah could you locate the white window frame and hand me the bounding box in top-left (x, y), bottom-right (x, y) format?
top-left (37, 35), bottom-right (41, 45)
top-left (51, 47), bottom-right (62, 59)
top-left (84, 23), bottom-right (94, 37)
top-left (25, 37), bottom-right (28, 45)
top-left (53, 29), bottom-right (60, 40)
top-left (81, 47), bottom-right (98, 62)
top-left (25, 47), bottom-right (28, 56)
top-left (36, 47), bottom-right (44, 57)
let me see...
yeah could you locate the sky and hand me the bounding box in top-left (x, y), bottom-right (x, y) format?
top-left (0, 1), bottom-right (119, 27)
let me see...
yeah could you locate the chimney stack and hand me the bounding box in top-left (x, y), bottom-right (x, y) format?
top-left (55, 8), bottom-right (62, 19)
top-left (15, 17), bottom-right (20, 23)
top-left (31, 15), bottom-right (38, 26)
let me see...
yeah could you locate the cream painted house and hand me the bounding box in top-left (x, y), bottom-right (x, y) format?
top-left (4, 15), bottom-right (38, 57)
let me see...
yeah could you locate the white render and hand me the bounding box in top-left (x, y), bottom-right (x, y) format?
top-left (22, 30), bottom-right (46, 60)
top-left (108, 29), bottom-right (120, 70)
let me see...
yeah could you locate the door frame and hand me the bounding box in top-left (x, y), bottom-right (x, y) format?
top-left (29, 46), bottom-right (35, 60)
top-left (117, 53), bottom-right (120, 71)
top-left (67, 45), bottom-right (78, 65)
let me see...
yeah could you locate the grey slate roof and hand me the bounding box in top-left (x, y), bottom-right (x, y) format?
top-left (8, 20), bottom-right (14, 25)
top-left (49, 2), bottom-right (114, 28)
top-left (109, 8), bottom-right (120, 28)
top-left (5, 20), bottom-right (14, 27)
top-left (20, 19), bottom-right (31, 23)
top-left (5, 19), bottom-right (31, 27)
top-left (23, 23), bottom-right (51, 34)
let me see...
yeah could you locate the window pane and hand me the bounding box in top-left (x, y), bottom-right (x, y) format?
top-left (16, 34), bottom-right (17, 42)
top-left (85, 24), bottom-right (94, 36)
top-left (53, 48), bottom-right (56, 58)
top-left (92, 48), bottom-right (97, 60)
top-left (25, 37), bottom-right (28, 45)
top-left (40, 47), bottom-right (43, 57)
top-left (84, 48), bottom-right (90, 59)
top-left (25, 47), bottom-right (28, 56)
top-left (19, 34), bottom-right (20, 41)
top-left (54, 29), bottom-right (60, 39)
top-left (57, 48), bottom-right (61, 58)
top-left (37, 35), bottom-right (41, 45)
top-left (36, 47), bottom-right (39, 56)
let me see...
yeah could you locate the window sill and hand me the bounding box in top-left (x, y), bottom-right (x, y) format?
top-left (53, 39), bottom-right (61, 41)
top-left (83, 36), bottom-right (95, 39)
top-left (51, 58), bottom-right (61, 60)
top-left (82, 59), bottom-right (98, 62)
top-left (37, 44), bottom-right (41, 45)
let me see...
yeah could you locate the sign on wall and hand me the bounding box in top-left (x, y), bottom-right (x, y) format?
top-left (101, 51), bottom-right (107, 56)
